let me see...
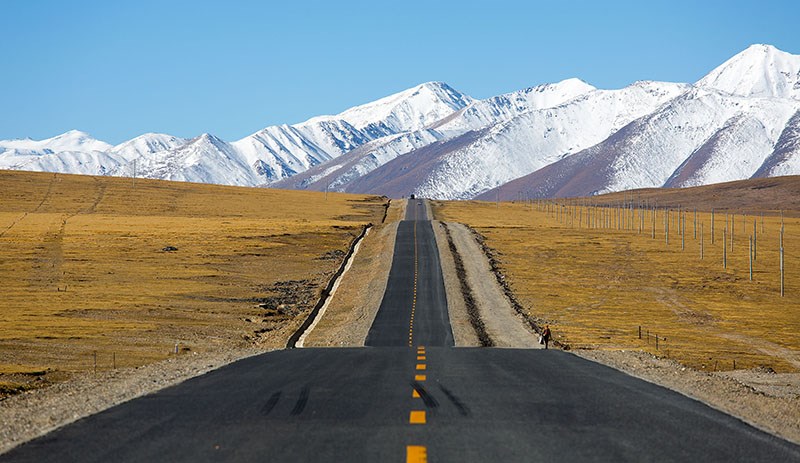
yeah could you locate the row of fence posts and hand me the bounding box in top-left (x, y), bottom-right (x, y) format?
top-left (530, 199), bottom-right (788, 297)
top-left (637, 325), bottom-right (738, 369)
top-left (90, 343), bottom-right (184, 374)
top-left (638, 325), bottom-right (664, 350)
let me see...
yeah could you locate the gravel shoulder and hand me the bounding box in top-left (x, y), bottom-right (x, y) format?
top-left (432, 220), bottom-right (481, 347)
top-left (301, 201), bottom-right (405, 347)
top-left (442, 222), bottom-right (540, 348)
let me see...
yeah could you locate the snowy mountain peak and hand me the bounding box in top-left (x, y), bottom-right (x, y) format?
top-left (110, 133), bottom-right (187, 160)
top-left (697, 44), bottom-right (800, 100)
top-left (0, 129), bottom-right (112, 153)
top-left (190, 133), bottom-right (229, 149)
top-left (307, 81), bottom-right (474, 134)
top-left (45, 130), bottom-right (111, 150)
top-left (527, 78), bottom-right (596, 95)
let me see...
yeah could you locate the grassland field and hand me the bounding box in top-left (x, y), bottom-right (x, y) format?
top-left (433, 183), bottom-right (800, 373)
top-left (0, 171), bottom-right (387, 396)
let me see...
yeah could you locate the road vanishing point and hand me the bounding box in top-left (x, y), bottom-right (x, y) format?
top-left (2, 201), bottom-right (799, 462)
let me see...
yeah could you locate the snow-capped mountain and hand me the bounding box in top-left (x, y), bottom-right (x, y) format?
top-left (1, 82), bottom-right (474, 185)
top-left (477, 45), bottom-right (800, 200)
top-left (3, 44), bottom-right (800, 199)
top-left (0, 130), bottom-right (121, 175)
top-left (430, 78), bottom-right (597, 135)
top-left (406, 80), bottom-right (689, 199)
top-left (110, 133), bottom-right (188, 160)
top-left (272, 78), bottom-right (598, 192)
top-left (0, 130), bottom-right (112, 154)
top-left (130, 133), bottom-right (262, 185)
top-left (696, 44), bottom-right (800, 100)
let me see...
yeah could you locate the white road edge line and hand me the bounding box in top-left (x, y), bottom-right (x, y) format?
top-left (296, 226), bottom-right (371, 348)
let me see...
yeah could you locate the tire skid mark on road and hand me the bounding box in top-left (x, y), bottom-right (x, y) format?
top-left (290, 386), bottom-right (309, 416)
top-left (261, 391), bottom-right (282, 416)
top-left (411, 381), bottom-right (438, 409)
top-left (438, 383), bottom-right (471, 417)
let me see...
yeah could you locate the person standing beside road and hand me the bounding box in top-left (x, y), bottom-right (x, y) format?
top-left (542, 325), bottom-right (552, 349)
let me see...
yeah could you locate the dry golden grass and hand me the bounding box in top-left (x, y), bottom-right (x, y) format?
top-left (596, 176), bottom-right (800, 215)
top-left (433, 198), bottom-right (800, 373)
top-left (0, 171), bottom-right (386, 387)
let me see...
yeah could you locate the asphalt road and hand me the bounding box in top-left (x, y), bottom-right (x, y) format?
top-left (3, 200), bottom-right (799, 462)
top-left (365, 199), bottom-right (453, 347)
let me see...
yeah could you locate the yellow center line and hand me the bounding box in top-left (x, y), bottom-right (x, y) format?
top-left (406, 206), bottom-right (429, 463)
top-left (408, 212), bottom-right (419, 347)
top-left (407, 445), bottom-right (427, 463)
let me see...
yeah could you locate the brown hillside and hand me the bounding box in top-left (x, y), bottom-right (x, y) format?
top-left (0, 170), bottom-right (386, 396)
top-left (584, 176), bottom-right (800, 215)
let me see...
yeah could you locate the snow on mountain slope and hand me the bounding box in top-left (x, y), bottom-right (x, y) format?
top-left (754, 110), bottom-right (800, 177)
top-left (270, 129), bottom-right (446, 192)
top-left (231, 124), bottom-right (333, 183)
top-left (133, 134), bottom-right (261, 185)
top-left (276, 78), bottom-right (599, 194)
top-left (0, 149), bottom-right (127, 176)
top-left (697, 44), bottom-right (800, 100)
top-left (664, 114), bottom-right (772, 188)
top-left (0, 130), bottom-right (112, 154)
top-left (479, 87), bottom-right (800, 199)
top-left (600, 89), bottom-right (797, 193)
top-left (110, 133), bottom-right (187, 161)
top-left (338, 130), bottom-right (488, 198)
top-left (227, 81), bottom-right (473, 184)
top-left (403, 81), bottom-right (689, 199)
top-left (0, 130), bottom-right (122, 175)
top-left (430, 78), bottom-right (596, 135)
top-left (310, 81), bottom-right (474, 135)
top-left (0, 82), bottom-right (473, 185)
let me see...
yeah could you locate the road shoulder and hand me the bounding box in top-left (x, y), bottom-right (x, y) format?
top-left (432, 220), bottom-right (481, 347)
top-left (302, 201), bottom-right (405, 347)
top-left (439, 221), bottom-right (540, 348)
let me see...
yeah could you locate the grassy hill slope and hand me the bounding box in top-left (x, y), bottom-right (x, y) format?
top-left (0, 171), bottom-right (386, 395)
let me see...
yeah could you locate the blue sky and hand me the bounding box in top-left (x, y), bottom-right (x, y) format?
top-left (2, 0), bottom-right (799, 144)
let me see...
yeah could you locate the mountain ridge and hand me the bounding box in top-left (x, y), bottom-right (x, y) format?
top-left (3, 44), bottom-right (800, 199)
